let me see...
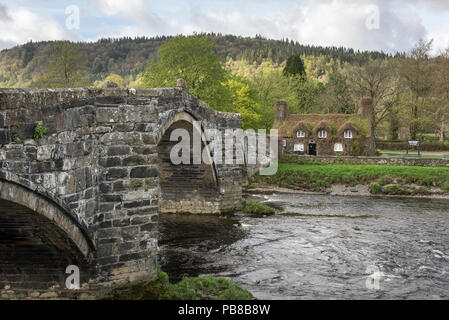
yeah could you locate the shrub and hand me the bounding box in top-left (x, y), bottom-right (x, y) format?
top-left (369, 183), bottom-right (381, 194)
top-left (107, 265), bottom-right (254, 300)
top-left (243, 201), bottom-right (275, 215)
top-left (383, 184), bottom-right (406, 195)
top-left (416, 186), bottom-right (431, 195)
top-left (442, 182), bottom-right (449, 191)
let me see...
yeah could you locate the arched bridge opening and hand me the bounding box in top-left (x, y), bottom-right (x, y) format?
top-left (157, 112), bottom-right (221, 214)
top-left (0, 180), bottom-right (94, 291)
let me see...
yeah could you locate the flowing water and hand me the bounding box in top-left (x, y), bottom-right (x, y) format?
top-left (159, 193), bottom-right (449, 300)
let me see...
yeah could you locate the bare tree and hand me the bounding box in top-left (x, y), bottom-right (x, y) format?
top-left (398, 39), bottom-right (434, 140)
top-left (348, 59), bottom-right (400, 155)
top-left (431, 48), bottom-right (449, 142)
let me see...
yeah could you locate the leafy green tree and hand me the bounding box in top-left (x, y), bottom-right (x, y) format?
top-left (100, 73), bottom-right (125, 88)
top-left (35, 41), bottom-right (90, 88)
top-left (142, 35), bottom-right (231, 111)
top-left (319, 64), bottom-right (354, 114)
top-left (224, 77), bottom-right (261, 129)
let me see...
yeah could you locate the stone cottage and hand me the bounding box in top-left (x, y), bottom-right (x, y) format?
top-left (273, 98), bottom-right (372, 156)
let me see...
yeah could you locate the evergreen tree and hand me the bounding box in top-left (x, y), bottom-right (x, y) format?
top-left (283, 55), bottom-right (306, 78)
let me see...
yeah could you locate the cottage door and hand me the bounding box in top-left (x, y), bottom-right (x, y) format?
top-left (308, 143), bottom-right (317, 156)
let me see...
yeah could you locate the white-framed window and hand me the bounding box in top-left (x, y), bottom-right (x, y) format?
top-left (282, 140), bottom-right (287, 147)
top-left (318, 130), bottom-right (327, 139)
top-left (344, 129), bottom-right (353, 139)
top-left (334, 143), bottom-right (343, 152)
top-left (294, 143), bottom-right (304, 152)
top-left (297, 130), bottom-right (305, 138)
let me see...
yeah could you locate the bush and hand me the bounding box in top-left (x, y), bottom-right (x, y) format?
top-left (107, 265), bottom-right (254, 300)
top-left (243, 201), bottom-right (275, 215)
top-left (442, 182), bottom-right (449, 191)
top-left (383, 184), bottom-right (408, 195)
top-left (416, 186), bottom-right (431, 195)
top-left (369, 183), bottom-right (381, 194)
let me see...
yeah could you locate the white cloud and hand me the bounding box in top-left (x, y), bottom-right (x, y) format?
top-left (88, 0), bottom-right (172, 37)
top-left (0, 3), bottom-right (71, 50)
top-left (183, 0), bottom-right (427, 53)
top-left (428, 23), bottom-right (449, 54)
top-left (0, 0), bottom-right (446, 54)
top-left (88, 0), bottom-right (161, 26)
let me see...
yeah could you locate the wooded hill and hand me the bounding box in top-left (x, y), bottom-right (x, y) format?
top-left (0, 33), bottom-right (393, 88)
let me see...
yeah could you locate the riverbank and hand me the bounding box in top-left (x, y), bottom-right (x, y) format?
top-left (249, 161), bottom-right (449, 199)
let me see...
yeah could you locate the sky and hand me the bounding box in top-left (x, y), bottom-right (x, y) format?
top-left (0, 0), bottom-right (448, 54)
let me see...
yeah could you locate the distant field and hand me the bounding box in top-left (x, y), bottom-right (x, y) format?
top-left (252, 162), bottom-right (449, 193)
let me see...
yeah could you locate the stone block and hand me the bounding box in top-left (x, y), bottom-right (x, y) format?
top-left (0, 129), bottom-right (11, 145)
top-left (130, 166), bottom-right (158, 178)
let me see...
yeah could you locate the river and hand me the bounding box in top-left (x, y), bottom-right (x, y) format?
top-left (158, 193), bottom-right (449, 300)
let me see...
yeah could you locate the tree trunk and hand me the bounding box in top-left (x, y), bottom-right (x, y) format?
top-left (440, 124), bottom-right (446, 142)
top-left (368, 111), bottom-right (377, 156)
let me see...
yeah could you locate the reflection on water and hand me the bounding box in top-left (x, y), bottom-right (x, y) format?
top-left (158, 194), bottom-right (449, 300)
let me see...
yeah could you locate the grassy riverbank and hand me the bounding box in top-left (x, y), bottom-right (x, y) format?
top-left (250, 161), bottom-right (449, 195)
top-left (105, 266), bottom-right (254, 300)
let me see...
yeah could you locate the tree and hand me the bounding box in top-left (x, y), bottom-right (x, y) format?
top-left (398, 39), bottom-right (434, 139)
top-left (319, 64), bottom-right (354, 114)
top-left (431, 47), bottom-right (449, 142)
top-left (283, 55), bottom-right (306, 78)
top-left (348, 59), bottom-right (399, 155)
top-left (224, 76), bottom-right (261, 130)
top-left (101, 73), bottom-right (125, 88)
top-left (35, 41), bottom-right (89, 88)
top-left (142, 35), bottom-right (231, 111)
top-left (247, 61), bottom-right (299, 129)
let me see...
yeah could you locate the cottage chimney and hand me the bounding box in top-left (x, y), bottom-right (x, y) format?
top-left (358, 97), bottom-right (373, 119)
top-left (275, 101), bottom-right (288, 123)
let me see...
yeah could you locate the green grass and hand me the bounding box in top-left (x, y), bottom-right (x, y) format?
top-left (243, 201), bottom-right (276, 215)
top-left (382, 152), bottom-right (448, 159)
top-left (252, 162), bottom-right (449, 194)
top-left (105, 266), bottom-right (254, 300)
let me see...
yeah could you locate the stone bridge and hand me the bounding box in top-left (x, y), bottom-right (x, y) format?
top-left (0, 81), bottom-right (243, 297)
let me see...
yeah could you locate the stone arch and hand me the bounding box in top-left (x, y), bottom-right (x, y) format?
top-left (156, 111), bottom-right (218, 183)
top-left (0, 179), bottom-right (95, 259)
top-left (0, 179), bottom-right (95, 290)
top-left (156, 111), bottom-right (221, 214)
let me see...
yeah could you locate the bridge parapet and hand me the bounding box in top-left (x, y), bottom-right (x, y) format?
top-left (0, 86), bottom-right (243, 293)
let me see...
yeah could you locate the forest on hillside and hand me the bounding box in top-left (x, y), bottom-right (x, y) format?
top-left (0, 33), bottom-right (392, 88)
